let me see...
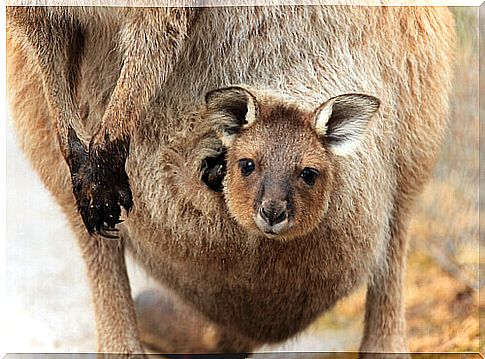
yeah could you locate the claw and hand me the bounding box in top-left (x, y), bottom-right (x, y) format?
top-left (98, 227), bottom-right (120, 239)
top-left (69, 141), bottom-right (133, 237)
top-left (201, 151), bottom-right (227, 193)
top-left (101, 221), bottom-right (116, 230)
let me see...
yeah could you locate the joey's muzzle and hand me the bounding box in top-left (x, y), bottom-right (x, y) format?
top-left (254, 200), bottom-right (290, 237)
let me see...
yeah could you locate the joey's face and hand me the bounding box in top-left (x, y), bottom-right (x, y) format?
top-left (224, 106), bottom-right (332, 239)
top-left (205, 86), bottom-right (380, 240)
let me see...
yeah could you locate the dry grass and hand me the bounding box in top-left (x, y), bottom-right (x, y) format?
top-left (412, 6), bottom-right (480, 290)
top-left (405, 6), bottom-right (480, 352)
top-left (310, 7), bottom-right (481, 354)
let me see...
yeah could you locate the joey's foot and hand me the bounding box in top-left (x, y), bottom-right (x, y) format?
top-left (95, 354), bottom-right (147, 359)
top-left (359, 353), bottom-right (411, 359)
top-left (135, 289), bottom-right (220, 354)
top-left (67, 127), bottom-right (133, 238)
top-left (135, 289), bottom-right (252, 356)
top-left (201, 148), bottom-right (226, 192)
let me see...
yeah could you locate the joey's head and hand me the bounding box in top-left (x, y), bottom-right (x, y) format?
top-left (205, 87), bottom-right (380, 240)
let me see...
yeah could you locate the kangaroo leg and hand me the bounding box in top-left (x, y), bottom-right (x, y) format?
top-left (7, 30), bottom-right (145, 354)
top-left (360, 200), bottom-right (410, 359)
top-left (78, 227), bottom-right (145, 353)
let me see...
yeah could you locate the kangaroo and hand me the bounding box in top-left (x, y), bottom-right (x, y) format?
top-left (6, 5), bottom-right (455, 357)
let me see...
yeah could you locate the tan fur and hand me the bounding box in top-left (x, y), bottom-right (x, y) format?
top-left (6, 5), bottom-right (455, 356)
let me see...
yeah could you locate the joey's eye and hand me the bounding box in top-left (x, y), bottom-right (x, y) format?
top-left (239, 159), bottom-right (255, 177)
top-left (300, 168), bottom-right (319, 186)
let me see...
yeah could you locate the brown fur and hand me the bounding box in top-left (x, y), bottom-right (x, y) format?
top-left (6, 5), bottom-right (455, 357)
top-left (221, 100), bottom-right (334, 239)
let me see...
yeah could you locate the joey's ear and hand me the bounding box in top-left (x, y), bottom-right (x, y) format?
top-left (313, 94), bottom-right (380, 156)
top-left (205, 86), bottom-right (259, 147)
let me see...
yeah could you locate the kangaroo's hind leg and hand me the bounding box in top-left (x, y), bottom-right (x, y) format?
top-left (7, 28), bottom-right (145, 354)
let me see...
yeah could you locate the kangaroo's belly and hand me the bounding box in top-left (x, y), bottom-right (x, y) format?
top-left (125, 208), bottom-right (381, 342)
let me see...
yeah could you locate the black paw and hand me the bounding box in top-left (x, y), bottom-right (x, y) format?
top-left (67, 127), bottom-right (133, 238)
top-left (201, 148), bottom-right (226, 192)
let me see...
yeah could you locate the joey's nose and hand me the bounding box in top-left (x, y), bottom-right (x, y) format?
top-left (260, 201), bottom-right (287, 226)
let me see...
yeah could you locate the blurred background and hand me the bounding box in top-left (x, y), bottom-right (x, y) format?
top-left (5, 5), bottom-right (482, 355)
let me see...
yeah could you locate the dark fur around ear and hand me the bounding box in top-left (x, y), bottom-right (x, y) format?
top-left (205, 86), bottom-right (259, 147)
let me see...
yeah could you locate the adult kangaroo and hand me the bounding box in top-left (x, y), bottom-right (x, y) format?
top-left (6, 5), bottom-right (455, 357)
